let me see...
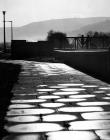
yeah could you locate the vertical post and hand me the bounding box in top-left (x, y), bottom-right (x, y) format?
top-left (2, 11), bottom-right (6, 52)
top-left (10, 21), bottom-right (13, 41)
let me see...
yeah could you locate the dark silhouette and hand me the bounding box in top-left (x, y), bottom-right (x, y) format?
top-left (47, 30), bottom-right (69, 49)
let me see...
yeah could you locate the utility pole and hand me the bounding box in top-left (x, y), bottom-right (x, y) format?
top-left (2, 11), bottom-right (6, 53)
top-left (6, 21), bottom-right (13, 41)
top-left (10, 21), bottom-right (13, 41)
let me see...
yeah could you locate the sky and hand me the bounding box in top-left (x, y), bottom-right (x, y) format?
top-left (0, 0), bottom-right (110, 27)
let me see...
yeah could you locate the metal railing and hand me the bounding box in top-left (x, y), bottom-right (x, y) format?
top-left (66, 36), bottom-right (110, 50)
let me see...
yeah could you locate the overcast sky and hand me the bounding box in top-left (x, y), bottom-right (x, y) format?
top-left (0, 0), bottom-right (110, 27)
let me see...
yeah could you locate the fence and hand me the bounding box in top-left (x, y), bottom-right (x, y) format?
top-left (67, 36), bottom-right (110, 50)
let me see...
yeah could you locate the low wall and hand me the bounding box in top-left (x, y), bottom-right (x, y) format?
top-left (55, 50), bottom-right (110, 83)
top-left (11, 40), bottom-right (54, 59)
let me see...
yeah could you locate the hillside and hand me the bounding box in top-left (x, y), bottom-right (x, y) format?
top-left (68, 19), bottom-right (110, 36)
top-left (0, 17), bottom-right (110, 42)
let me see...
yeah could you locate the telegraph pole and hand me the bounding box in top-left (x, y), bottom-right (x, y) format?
top-left (2, 11), bottom-right (6, 52)
top-left (6, 21), bottom-right (13, 41)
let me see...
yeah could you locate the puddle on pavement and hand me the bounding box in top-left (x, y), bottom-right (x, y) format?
top-left (52, 91), bottom-right (79, 95)
top-left (43, 114), bottom-right (77, 122)
top-left (8, 104), bottom-right (35, 109)
top-left (56, 98), bottom-right (86, 102)
top-left (96, 130), bottom-right (110, 140)
top-left (69, 94), bottom-right (95, 98)
top-left (47, 131), bottom-right (98, 140)
top-left (11, 99), bottom-right (46, 103)
top-left (77, 101), bottom-right (110, 106)
top-left (7, 108), bottom-right (55, 116)
top-left (37, 89), bottom-right (56, 92)
top-left (40, 103), bottom-right (64, 108)
top-left (3, 134), bottom-right (40, 140)
top-left (82, 112), bottom-right (110, 120)
top-left (60, 88), bottom-right (86, 92)
top-left (5, 116), bottom-right (39, 122)
top-left (5, 123), bottom-right (63, 133)
top-left (69, 120), bottom-right (110, 130)
top-left (58, 107), bottom-right (103, 112)
top-left (38, 95), bottom-right (60, 99)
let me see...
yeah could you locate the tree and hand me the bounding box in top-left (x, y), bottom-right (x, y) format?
top-left (47, 30), bottom-right (69, 49)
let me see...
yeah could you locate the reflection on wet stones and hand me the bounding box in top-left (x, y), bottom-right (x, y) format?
top-left (82, 85), bottom-right (98, 88)
top-left (58, 107), bottom-right (103, 112)
top-left (69, 120), bottom-right (110, 130)
top-left (69, 94), bottom-right (95, 99)
top-left (57, 83), bottom-right (84, 86)
top-left (43, 114), bottom-right (77, 122)
top-left (2, 134), bottom-right (40, 140)
top-left (7, 108), bottom-right (55, 116)
top-left (82, 112), bottom-right (110, 120)
top-left (47, 131), bottom-right (98, 140)
top-left (37, 89), bottom-right (56, 92)
top-left (93, 91), bottom-right (106, 94)
top-left (40, 103), bottom-right (64, 108)
top-left (56, 98), bottom-right (86, 102)
top-left (11, 99), bottom-right (46, 103)
top-left (96, 130), bottom-right (110, 140)
top-left (8, 104), bottom-right (35, 109)
top-left (38, 95), bottom-right (60, 99)
top-left (53, 91), bottom-right (79, 95)
top-left (99, 87), bottom-right (110, 90)
top-left (5, 123), bottom-right (63, 133)
top-left (5, 116), bottom-right (39, 122)
top-left (2, 61), bottom-right (110, 140)
top-left (60, 88), bottom-right (86, 92)
top-left (77, 101), bottom-right (110, 106)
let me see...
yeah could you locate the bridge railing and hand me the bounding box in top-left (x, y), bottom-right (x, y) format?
top-left (66, 36), bottom-right (110, 50)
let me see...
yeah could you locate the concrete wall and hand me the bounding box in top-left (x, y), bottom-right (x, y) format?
top-left (11, 40), bottom-right (54, 59)
top-left (55, 50), bottom-right (110, 83)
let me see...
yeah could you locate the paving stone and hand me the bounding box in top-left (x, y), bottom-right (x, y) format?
top-left (69, 94), bottom-right (96, 98)
top-left (2, 134), bottom-right (40, 140)
top-left (8, 104), bottom-right (35, 109)
top-left (52, 91), bottom-right (79, 95)
top-left (56, 98), bottom-right (86, 102)
top-left (1, 60), bottom-right (110, 140)
top-left (58, 106), bottom-right (103, 112)
top-left (69, 120), bottom-right (110, 130)
top-left (60, 88), bottom-right (86, 92)
top-left (43, 114), bottom-right (77, 122)
top-left (77, 101), bottom-right (110, 106)
top-left (5, 123), bottom-right (63, 133)
top-left (38, 95), bottom-right (60, 99)
top-left (5, 116), bottom-right (39, 122)
top-left (40, 103), bottom-right (65, 108)
top-left (82, 112), bottom-right (110, 120)
top-left (6, 108), bottom-right (55, 116)
top-left (11, 99), bottom-right (46, 103)
top-left (47, 131), bottom-right (98, 140)
top-left (96, 130), bottom-right (110, 140)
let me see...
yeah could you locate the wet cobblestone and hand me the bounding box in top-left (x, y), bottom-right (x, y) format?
top-left (2, 60), bottom-right (110, 140)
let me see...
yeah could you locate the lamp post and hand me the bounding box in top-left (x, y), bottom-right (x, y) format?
top-left (6, 21), bottom-right (13, 41)
top-left (2, 11), bottom-right (6, 52)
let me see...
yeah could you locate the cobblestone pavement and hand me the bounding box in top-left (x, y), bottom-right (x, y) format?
top-left (2, 60), bottom-right (110, 140)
